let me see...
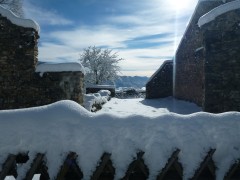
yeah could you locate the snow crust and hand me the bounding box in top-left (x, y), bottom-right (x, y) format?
top-left (0, 100), bottom-right (240, 179)
top-left (0, 5), bottom-right (39, 32)
top-left (35, 62), bottom-right (85, 76)
top-left (198, 0), bottom-right (240, 27)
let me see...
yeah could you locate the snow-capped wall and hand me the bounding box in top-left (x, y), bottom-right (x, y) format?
top-left (0, 9), bottom-right (85, 109)
top-left (0, 5), bottom-right (39, 32)
top-left (199, 0), bottom-right (240, 112)
top-left (172, 0), bottom-right (240, 112)
top-left (36, 62), bottom-right (85, 77)
top-left (198, 0), bottom-right (240, 27)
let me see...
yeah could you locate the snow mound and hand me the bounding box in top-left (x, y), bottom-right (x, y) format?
top-left (84, 93), bottom-right (109, 111)
top-left (35, 62), bottom-right (85, 76)
top-left (198, 0), bottom-right (240, 27)
top-left (0, 100), bottom-right (240, 179)
top-left (0, 5), bottom-right (40, 32)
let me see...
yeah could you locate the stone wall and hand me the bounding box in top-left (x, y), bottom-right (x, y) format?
top-left (86, 85), bottom-right (115, 97)
top-left (146, 61), bottom-right (173, 99)
top-left (174, 1), bottom-right (223, 106)
top-left (201, 8), bottom-right (240, 112)
top-left (0, 14), bottom-right (84, 109)
top-left (0, 14), bottom-right (39, 109)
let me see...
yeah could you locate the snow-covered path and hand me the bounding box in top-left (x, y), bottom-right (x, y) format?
top-left (97, 97), bottom-right (202, 116)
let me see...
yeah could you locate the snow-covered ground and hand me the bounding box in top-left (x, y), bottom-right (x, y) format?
top-left (97, 97), bottom-right (202, 116)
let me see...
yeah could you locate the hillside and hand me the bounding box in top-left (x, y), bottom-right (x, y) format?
top-left (115, 76), bottom-right (149, 88)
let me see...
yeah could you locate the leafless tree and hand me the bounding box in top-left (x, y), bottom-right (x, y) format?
top-left (79, 46), bottom-right (123, 85)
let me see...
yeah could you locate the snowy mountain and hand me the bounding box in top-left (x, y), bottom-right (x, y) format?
top-left (115, 76), bottom-right (149, 88)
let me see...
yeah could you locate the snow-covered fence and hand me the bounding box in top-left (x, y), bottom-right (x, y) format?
top-left (1, 101), bottom-right (240, 180)
top-left (1, 149), bottom-right (240, 179)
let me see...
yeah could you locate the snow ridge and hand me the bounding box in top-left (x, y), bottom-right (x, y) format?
top-left (0, 5), bottom-right (40, 32)
top-left (198, 0), bottom-right (240, 27)
top-left (35, 62), bottom-right (85, 76)
top-left (0, 100), bottom-right (240, 179)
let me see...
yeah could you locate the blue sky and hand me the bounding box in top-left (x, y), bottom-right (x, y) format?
top-left (23, 0), bottom-right (199, 77)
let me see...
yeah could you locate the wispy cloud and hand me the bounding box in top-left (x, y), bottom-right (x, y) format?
top-left (26, 0), bottom-right (199, 76)
top-left (24, 1), bottom-right (73, 26)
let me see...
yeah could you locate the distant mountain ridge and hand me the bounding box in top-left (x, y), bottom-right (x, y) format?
top-left (115, 76), bottom-right (149, 88)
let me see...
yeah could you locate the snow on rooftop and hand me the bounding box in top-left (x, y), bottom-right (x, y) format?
top-left (0, 99), bottom-right (240, 179)
top-left (198, 0), bottom-right (240, 27)
top-left (35, 62), bottom-right (85, 76)
top-left (0, 5), bottom-right (40, 32)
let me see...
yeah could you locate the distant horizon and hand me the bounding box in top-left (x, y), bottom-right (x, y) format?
top-left (23, 0), bottom-right (199, 77)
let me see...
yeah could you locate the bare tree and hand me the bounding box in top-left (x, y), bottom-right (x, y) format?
top-left (79, 46), bottom-right (123, 85)
top-left (0, 0), bottom-right (24, 17)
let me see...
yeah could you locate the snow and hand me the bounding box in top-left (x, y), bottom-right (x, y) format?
top-left (0, 5), bottom-right (39, 32)
top-left (35, 62), bottom-right (85, 76)
top-left (97, 97), bottom-right (201, 116)
top-left (198, 0), bottom-right (240, 27)
top-left (0, 99), bottom-right (240, 179)
top-left (195, 46), bottom-right (204, 52)
top-left (98, 90), bottom-right (111, 97)
top-left (83, 93), bottom-right (109, 111)
top-left (86, 84), bottom-right (115, 89)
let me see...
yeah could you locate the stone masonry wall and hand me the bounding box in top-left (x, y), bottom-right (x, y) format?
top-left (32, 72), bottom-right (84, 107)
top-left (146, 61), bottom-right (173, 99)
top-left (174, 1), bottom-right (223, 106)
top-left (0, 14), bottom-right (39, 109)
top-left (201, 8), bottom-right (240, 113)
top-left (0, 15), bottom-right (84, 109)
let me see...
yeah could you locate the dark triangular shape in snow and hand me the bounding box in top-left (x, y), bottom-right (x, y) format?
top-left (24, 153), bottom-right (49, 180)
top-left (0, 154), bottom-right (17, 179)
top-left (91, 153), bottom-right (115, 180)
top-left (0, 153), bottom-right (29, 179)
top-left (190, 149), bottom-right (216, 180)
top-left (157, 149), bottom-right (183, 180)
top-left (122, 151), bottom-right (149, 180)
top-left (224, 160), bottom-right (240, 180)
top-left (56, 152), bottom-right (83, 180)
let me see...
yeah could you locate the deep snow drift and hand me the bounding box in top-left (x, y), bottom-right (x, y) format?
top-left (0, 100), bottom-right (240, 180)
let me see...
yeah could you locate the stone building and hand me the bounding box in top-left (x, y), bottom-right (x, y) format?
top-left (0, 6), bottom-right (84, 110)
top-left (146, 60), bottom-right (173, 99)
top-left (147, 0), bottom-right (240, 113)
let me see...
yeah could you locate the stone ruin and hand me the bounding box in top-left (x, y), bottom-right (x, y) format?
top-left (0, 5), bottom-right (84, 110)
top-left (146, 0), bottom-right (240, 113)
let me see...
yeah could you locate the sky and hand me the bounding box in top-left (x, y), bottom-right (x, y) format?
top-left (23, 0), bottom-right (199, 77)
